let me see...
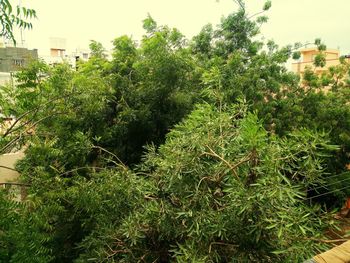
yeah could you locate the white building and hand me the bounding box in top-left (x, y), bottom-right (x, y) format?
top-left (40, 37), bottom-right (91, 69)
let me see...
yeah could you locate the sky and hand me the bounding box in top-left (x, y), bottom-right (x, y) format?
top-left (13, 0), bottom-right (350, 57)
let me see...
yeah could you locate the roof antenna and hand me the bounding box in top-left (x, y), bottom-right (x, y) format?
top-left (19, 0), bottom-right (24, 47)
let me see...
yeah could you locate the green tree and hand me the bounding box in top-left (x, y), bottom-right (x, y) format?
top-left (3, 104), bottom-right (337, 262)
top-left (1, 1), bottom-right (349, 262)
top-left (101, 18), bottom-right (199, 164)
top-left (0, 0), bottom-right (36, 44)
top-left (74, 104), bottom-right (335, 262)
top-left (89, 40), bottom-right (107, 59)
top-left (190, 4), bottom-right (350, 204)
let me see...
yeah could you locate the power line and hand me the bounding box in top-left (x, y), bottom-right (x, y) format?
top-left (308, 176), bottom-right (350, 192)
top-left (319, 171), bottom-right (350, 181)
top-left (306, 185), bottom-right (350, 200)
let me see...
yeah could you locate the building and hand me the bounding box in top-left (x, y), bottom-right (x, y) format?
top-left (73, 48), bottom-right (90, 61)
top-left (42, 37), bottom-right (91, 69)
top-left (44, 37), bottom-right (68, 65)
top-left (0, 40), bottom-right (38, 85)
top-left (292, 47), bottom-right (350, 76)
top-left (0, 72), bottom-right (12, 86)
top-left (0, 45), bottom-right (38, 73)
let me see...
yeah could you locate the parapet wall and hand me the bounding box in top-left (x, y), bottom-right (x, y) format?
top-left (0, 151), bottom-right (24, 182)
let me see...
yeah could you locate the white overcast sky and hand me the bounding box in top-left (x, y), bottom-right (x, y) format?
top-left (15, 0), bottom-right (350, 57)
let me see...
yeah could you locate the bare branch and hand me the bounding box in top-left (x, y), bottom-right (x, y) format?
top-left (233, 0), bottom-right (245, 11)
top-left (0, 111), bottom-right (66, 154)
top-left (1, 93), bottom-right (75, 139)
top-left (92, 145), bottom-right (128, 170)
top-left (305, 237), bottom-right (350, 244)
top-left (59, 166), bottom-right (108, 176)
top-left (203, 146), bottom-right (238, 178)
top-left (248, 10), bottom-right (266, 20)
top-left (0, 182), bottom-right (30, 187)
top-left (0, 165), bottom-right (17, 172)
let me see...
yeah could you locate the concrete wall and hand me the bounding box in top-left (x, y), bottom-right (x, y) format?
top-left (0, 47), bottom-right (38, 73)
top-left (0, 72), bottom-right (12, 86)
top-left (0, 151), bottom-right (24, 182)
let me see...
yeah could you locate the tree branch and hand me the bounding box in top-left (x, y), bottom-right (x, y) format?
top-left (0, 182), bottom-right (30, 187)
top-left (59, 166), bottom-right (108, 176)
top-left (305, 237), bottom-right (350, 244)
top-left (203, 145), bottom-right (252, 179)
top-left (234, 0), bottom-right (245, 11)
top-left (203, 145), bottom-right (238, 178)
top-left (92, 145), bottom-right (128, 170)
top-left (0, 111), bottom-right (66, 154)
top-left (248, 10), bottom-right (266, 20)
top-left (1, 93), bottom-right (75, 139)
top-left (0, 165), bottom-right (17, 172)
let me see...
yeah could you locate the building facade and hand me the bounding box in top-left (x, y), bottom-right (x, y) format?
top-left (41, 37), bottom-right (91, 69)
top-left (292, 47), bottom-right (350, 75)
top-left (0, 46), bottom-right (38, 73)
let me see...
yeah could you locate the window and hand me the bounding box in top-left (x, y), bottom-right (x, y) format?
top-left (13, 59), bottom-right (24, 67)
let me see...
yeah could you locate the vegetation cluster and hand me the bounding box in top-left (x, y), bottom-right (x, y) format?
top-left (1, 1), bottom-right (350, 262)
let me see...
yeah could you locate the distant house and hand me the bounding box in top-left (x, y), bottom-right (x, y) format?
top-left (0, 45), bottom-right (38, 73)
top-left (0, 44), bottom-right (38, 86)
top-left (292, 47), bottom-right (350, 76)
top-left (43, 37), bottom-right (91, 69)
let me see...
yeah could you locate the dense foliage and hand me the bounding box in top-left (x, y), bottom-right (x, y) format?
top-left (1, 0), bottom-right (350, 262)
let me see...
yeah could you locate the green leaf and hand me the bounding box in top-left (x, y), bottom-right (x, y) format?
top-left (263, 0), bottom-right (272, 11)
